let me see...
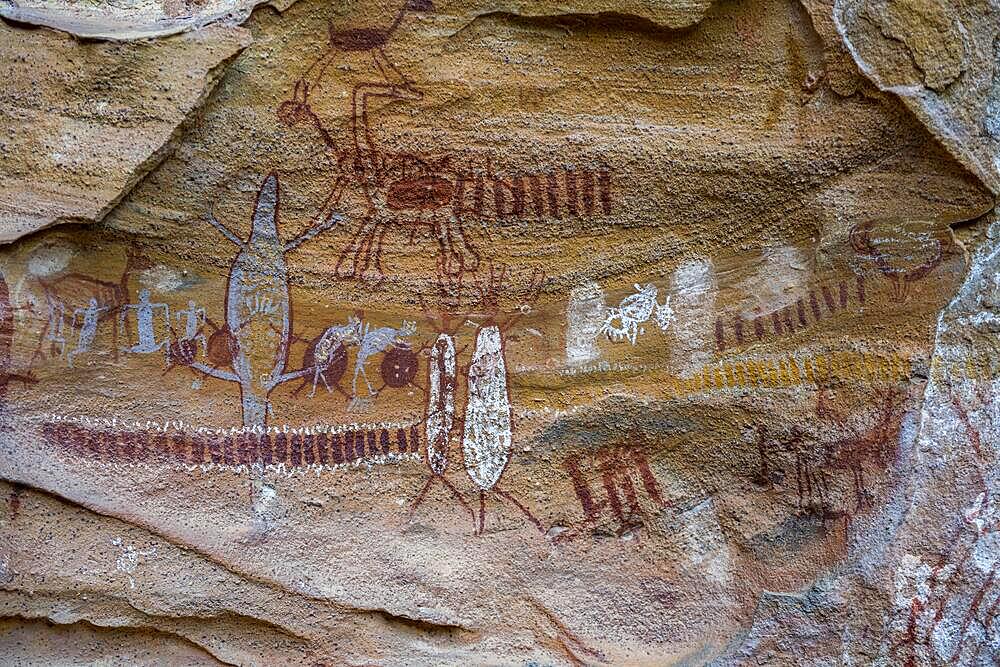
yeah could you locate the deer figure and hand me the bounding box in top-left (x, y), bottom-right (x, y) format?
top-left (31, 243), bottom-right (153, 366)
top-left (823, 388), bottom-right (905, 512)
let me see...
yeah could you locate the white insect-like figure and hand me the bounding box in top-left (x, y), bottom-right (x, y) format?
top-left (601, 283), bottom-right (674, 345)
top-left (407, 333), bottom-right (476, 528)
top-left (351, 319), bottom-right (417, 396)
top-left (462, 325), bottom-right (543, 535)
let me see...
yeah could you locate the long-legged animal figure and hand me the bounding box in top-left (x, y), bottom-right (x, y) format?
top-left (278, 0), bottom-right (481, 281)
top-left (283, 0), bottom-right (433, 120)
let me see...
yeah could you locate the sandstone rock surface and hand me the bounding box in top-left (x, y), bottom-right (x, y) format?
top-left (0, 21), bottom-right (249, 242)
top-left (0, 0), bottom-right (997, 665)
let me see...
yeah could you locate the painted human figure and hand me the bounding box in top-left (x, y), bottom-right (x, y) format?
top-left (44, 297), bottom-right (67, 357)
top-left (120, 289), bottom-right (170, 355)
top-left (68, 298), bottom-right (108, 367)
top-left (175, 300), bottom-right (207, 355)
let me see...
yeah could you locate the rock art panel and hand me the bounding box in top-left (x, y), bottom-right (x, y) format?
top-left (0, 0), bottom-right (998, 664)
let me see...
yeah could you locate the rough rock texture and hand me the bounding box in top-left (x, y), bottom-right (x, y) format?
top-left (834, 0), bottom-right (1000, 192)
top-left (0, 21), bottom-right (249, 241)
top-left (0, 0), bottom-right (289, 39)
top-left (0, 0), bottom-right (998, 665)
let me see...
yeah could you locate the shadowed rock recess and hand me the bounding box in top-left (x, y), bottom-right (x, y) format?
top-left (0, 0), bottom-right (997, 664)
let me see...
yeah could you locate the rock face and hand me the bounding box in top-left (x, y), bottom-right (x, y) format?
top-left (0, 21), bottom-right (250, 242)
top-left (834, 0), bottom-right (1000, 193)
top-left (0, 1), bottom-right (997, 665)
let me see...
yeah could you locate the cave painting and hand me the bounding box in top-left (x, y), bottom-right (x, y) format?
top-left (349, 318), bottom-right (416, 409)
top-left (42, 417), bottom-right (422, 472)
top-left (172, 300), bottom-right (208, 358)
top-left (278, 1), bottom-right (615, 282)
top-left (119, 289), bottom-right (171, 356)
top-left (849, 220), bottom-right (951, 302)
top-left (3, 0), bottom-right (998, 663)
top-left (0, 272), bottom-right (34, 426)
top-left (186, 172), bottom-right (342, 428)
top-left (881, 383), bottom-right (998, 664)
top-left (601, 283), bottom-right (675, 345)
top-left (714, 276), bottom-right (866, 352)
top-left (30, 243), bottom-right (151, 366)
top-left (296, 316), bottom-right (361, 399)
top-left (409, 332), bottom-right (475, 526)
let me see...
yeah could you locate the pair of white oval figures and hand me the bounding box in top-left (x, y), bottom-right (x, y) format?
top-left (415, 325), bottom-right (543, 535)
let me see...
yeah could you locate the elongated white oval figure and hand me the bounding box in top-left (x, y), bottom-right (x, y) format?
top-left (461, 325), bottom-right (512, 490)
top-left (425, 333), bottom-right (456, 475)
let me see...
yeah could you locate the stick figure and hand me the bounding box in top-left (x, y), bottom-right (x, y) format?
top-left (44, 297), bottom-right (67, 357)
top-left (119, 289), bottom-right (170, 355)
top-left (68, 298), bottom-right (107, 367)
top-left (175, 300), bottom-right (208, 356)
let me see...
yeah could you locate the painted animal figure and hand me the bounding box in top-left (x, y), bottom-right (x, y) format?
top-left (31, 244), bottom-right (152, 366)
top-left (823, 389), bottom-right (904, 512)
top-left (302, 316), bottom-right (363, 397)
top-left (601, 283), bottom-right (674, 345)
top-left (279, 0), bottom-right (483, 281)
top-left (849, 220), bottom-right (948, 302)
top-left (330, 0), bottom-right (434, 52)
top-left (408, 333), bottom-right (475, 526)
top-left (462, 325), bottom-right (543, 535)
top-left (335, 153), bottom-right (482, 280)
top-left (278, 0), bottom-right (433, 153)
top-left (191, 173), bottom-right (342, 428)
top-left (351, 319), bottom-right (416, 396)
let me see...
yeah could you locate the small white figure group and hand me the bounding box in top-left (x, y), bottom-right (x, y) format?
top-left (600, 283), bottom-right (674, 345)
